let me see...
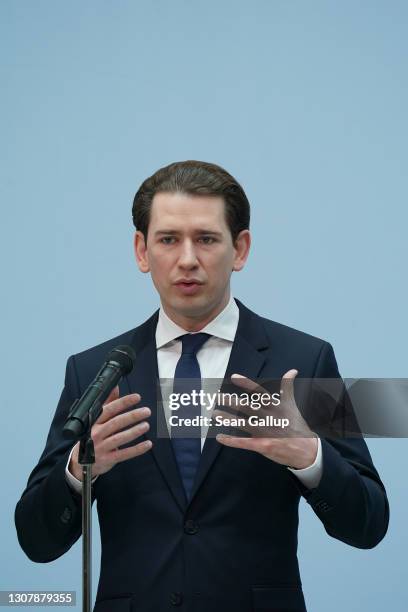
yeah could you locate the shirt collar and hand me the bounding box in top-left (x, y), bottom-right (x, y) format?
top-left (156, 295), bottom-right (239, 349)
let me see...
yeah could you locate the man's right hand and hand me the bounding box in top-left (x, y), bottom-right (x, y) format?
top-left (68, 386), bottom-right (152, 481)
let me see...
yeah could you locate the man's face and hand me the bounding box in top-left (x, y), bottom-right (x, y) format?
top-left (134, 192), bottom-right (250, 329)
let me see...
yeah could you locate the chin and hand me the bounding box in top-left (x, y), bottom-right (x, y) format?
top-left (175, 301), bottom-right (207, 316)
top-left (171, 296), bottom-right (213, 316)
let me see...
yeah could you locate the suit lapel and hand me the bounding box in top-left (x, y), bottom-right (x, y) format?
top-left (125, 310), bottom-right (188, 513)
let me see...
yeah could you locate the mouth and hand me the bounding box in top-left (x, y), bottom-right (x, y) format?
top-left (174, 280), bottom-right (203, 294)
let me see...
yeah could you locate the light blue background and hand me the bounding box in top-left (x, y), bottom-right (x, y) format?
top-left (1, 1), bottom-right (407, 610)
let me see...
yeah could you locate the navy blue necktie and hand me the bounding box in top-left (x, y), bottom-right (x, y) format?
top-left (171, 333), bottom-right (210, 501)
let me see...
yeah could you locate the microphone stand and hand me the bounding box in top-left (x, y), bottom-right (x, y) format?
top-left (62, 345), bottom-right (136, 612)
top-left (78, 426), bottom-right (96, 612)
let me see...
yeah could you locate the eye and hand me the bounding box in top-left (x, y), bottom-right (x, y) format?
top-left (198, 236), bottom-right (216, 244)
top-left (160, 236), bottom-right (176, 245)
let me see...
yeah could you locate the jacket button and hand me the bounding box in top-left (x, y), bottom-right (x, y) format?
top-left (60, 507), bottom-right (72, 524)
top-left (184, 519), bottom-right (198, 535)
top-left (170, 592), bottom-right (183, 606)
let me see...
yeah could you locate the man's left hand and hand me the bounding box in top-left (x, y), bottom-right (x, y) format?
top-left (213, 370), bottom-right (318, 470)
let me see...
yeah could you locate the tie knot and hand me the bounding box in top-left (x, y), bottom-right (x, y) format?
top-left (179, 332), bottom-right (210, 355)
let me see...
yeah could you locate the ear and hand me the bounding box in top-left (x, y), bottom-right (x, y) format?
top-left (134, 231), bottom-right (150, 273)
top-left (232, 230), bottom-right (251, 271)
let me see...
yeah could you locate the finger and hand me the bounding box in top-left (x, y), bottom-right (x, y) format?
top-left (216, 434), bottom-right (260, 452)
top-left (215, 393), bottom-right (278, 418)
top-left (215, 392), bottom-right (254, 415)
top-left (101, 419), bottom-right (151, 453)
top-left (212, 409), bottom-right (285, 439)
top-left (280, 369), bottom-right (298, 401)
top-left (99, 406), bottom-right (151, 439)
top-left (212, 409), bottom-right (253, 435)
top-left (217, 385), bottom-right (278, 417)
top-left (216, 434), bottom-right (286, 454)
top-left (104, 385), bottom-right (120, 407)
top-left (110, 439), bottom-right (153, 464)
top-left (282, 369), bottom-right (298, 380)
top-left (215, 393), bottom-right (241, 410)
top-left (97, 393), bottom-right (142, 424)
top-left (230, 373), bottom-right (268, 395)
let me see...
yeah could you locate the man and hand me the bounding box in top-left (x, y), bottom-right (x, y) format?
top-left (15, 161), bottom-right (389, 612)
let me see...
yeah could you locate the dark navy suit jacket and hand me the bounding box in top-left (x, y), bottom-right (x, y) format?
top-left (15, 300), bottom-right (389, 612)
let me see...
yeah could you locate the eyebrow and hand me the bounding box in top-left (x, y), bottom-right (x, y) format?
top-left (154, 230), bottom-right (223, 237)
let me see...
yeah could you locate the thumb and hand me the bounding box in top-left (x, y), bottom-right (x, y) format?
top-left (280, 369), bottom-right (298, 402)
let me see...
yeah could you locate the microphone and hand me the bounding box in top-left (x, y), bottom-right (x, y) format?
top-left (63, 345), bottom-right (136, 439)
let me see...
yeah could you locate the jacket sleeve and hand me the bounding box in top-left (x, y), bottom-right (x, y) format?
top-left (292, 342), bottom-right (389, 549)
top-left (14, 355), bottom-right (93, 562)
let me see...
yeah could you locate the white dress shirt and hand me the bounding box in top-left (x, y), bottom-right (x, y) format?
top-left (66, 295), bottom-right (322, 493)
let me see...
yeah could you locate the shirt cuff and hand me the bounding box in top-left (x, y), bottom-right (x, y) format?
top-left (287, 436), bottom-right (323, 489)
top-left (65, 445), bottom-right (98, 494)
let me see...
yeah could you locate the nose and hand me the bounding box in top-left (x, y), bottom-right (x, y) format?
top-left (178, 238), bottom-right (199, 269)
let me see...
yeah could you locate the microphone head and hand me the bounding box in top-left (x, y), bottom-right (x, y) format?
top-left (107, 345), bottom-right (136, 375)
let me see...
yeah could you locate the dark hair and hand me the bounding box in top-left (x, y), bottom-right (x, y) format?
top-left (132, 160), bottom-right (250, 244)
